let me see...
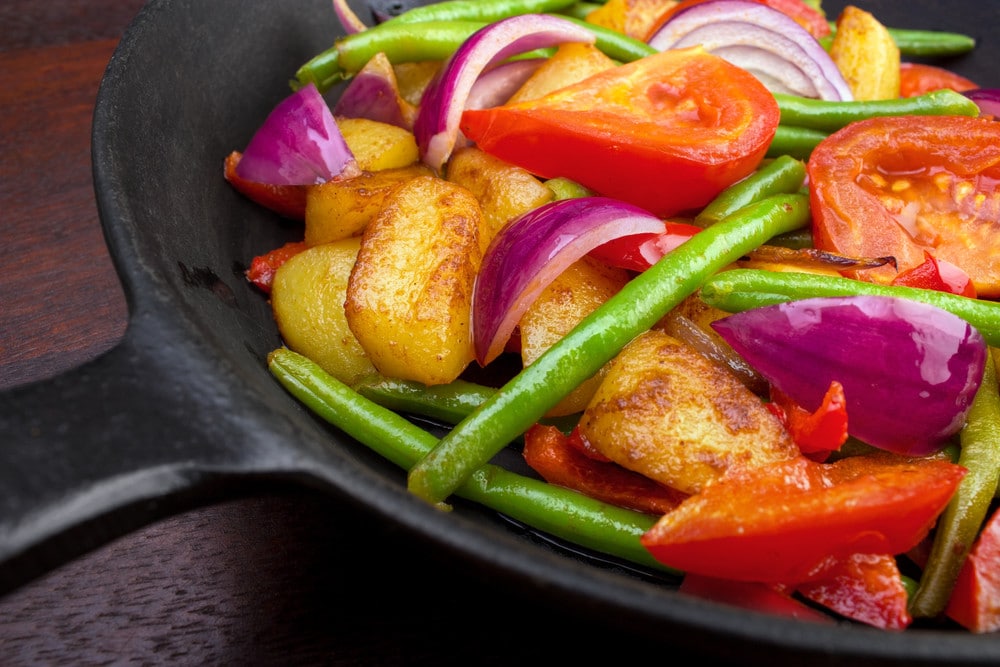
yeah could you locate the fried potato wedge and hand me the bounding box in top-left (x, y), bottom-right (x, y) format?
top-left (345, 175), bottom-right (483, 385)
top-left (505, 42), bottom-right (617, 104)
top-left (829, 5), bottom-right (900, 101)
top-left (578, 329), bottom-right (799, 495)
top-left (271, 238), bottom-right (377, 386)
top-left (338, 117), bottom-right (419, 171)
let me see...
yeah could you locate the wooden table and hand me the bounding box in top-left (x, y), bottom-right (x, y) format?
top-left (0, 2), bottom-right (714, 663)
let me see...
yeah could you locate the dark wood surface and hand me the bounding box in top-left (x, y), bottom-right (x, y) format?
top-left (0, 2), bottom-right (704, 664)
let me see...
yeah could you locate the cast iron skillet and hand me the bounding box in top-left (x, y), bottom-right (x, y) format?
top-left (1, 0), bottom-right (998, 662)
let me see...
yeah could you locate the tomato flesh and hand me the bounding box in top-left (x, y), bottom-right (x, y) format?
top-left (460, 48), bottom-right (779, 217)
top-left (808, 116), bottom-right (1000, 298)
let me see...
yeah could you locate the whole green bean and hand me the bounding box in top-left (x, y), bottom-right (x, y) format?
top-left (555, 2), bottom-right (605, 19)
top-left (910, 349), bottom-right (1000, 618)
top-left (382, 0), bottom-right (579, 24)
top-left (765, 125), bottom-right (828, 160)
top-left (774, 89), bottom-right (981, 134)
top-left (353, 374), bottom-right (498, 425)
top-left (695, 155), bottom-right (806, 226)
top-left (699, 269), bottom-right (1000, 347)
top-left (407, 194), bottom-right (811, 506)
top-left (557, 16), bottom-right (655, 62)
top-left (268, 347), bottom-right (671, 571)
top-left (822, 24), bottom-right (976, 57)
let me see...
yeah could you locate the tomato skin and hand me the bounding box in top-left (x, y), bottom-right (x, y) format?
top-left (899, 62), bottom-right (978, 98)
top-left (246, 241), bottom-right (308, 293)
top-left (889, 250), bottom-right (977, 298)
top-left (808, 115), bottom-right (1000, 298)
top-left (588, 221), bottom-right (701, 272)
top-left (460, 48), bottom-right (779, 217)
top-left (767, 380), bottom-right (848, 461)
top-left (522, 424), bottom-right (687, 515)
top-left (641, 454), bottom-right (965, 583)
top-left (224, 150), bottom-right (308, 220)
top-left (946, 507), bottom-right (1000, 633)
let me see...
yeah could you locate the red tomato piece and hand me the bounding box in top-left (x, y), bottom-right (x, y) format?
top-left (796, 553), bottom-right (912, 630)
top-left (767, 380), bottom-right (848, 461)
top-left (644, 0), bottom-right (831, 41)
top-left (890, 250), bottom-right (977, 298)
top-left (808, 115), bottom-right (1000, 298)
top-left (641, 454), bottom-right (966, 583)
top-left (899, 62), bottom-right (978, 98)
top-left (588, 221), bottom-right (702, 272)
top-left (680, 574), bottom-right (835, 624)
top-left (460, 48), bottom-right (779, 217)
top-left (224, 150), bottom-right (308, 220)
top-left (246, 240), bottom-right (308, 293)
top-left (946, 507), bottom-right (1000, 633)
top-left (522, 424), bottom-right (688, 515)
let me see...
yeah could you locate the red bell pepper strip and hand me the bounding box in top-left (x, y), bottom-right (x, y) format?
top-left (680, 573), bottom-right (835, 624)
top-left (766, 380), bottom-right (848, 461)
top-left (245, 241), bottom-right (308, 293)
top-left (641, 454), bottom-right (966, 583)
top-left (224, 150), bottom-right (308, 220)
top-left (945, 507), bottom-right (1000, 633)
top-left (522, 424), bottom-right (688, 515)
top-left (588, 221), bottom-right (702, 272)
top-left (890, 250), bottom-right (978, 298)
top-left (796, 553), bottom-right (912, 630)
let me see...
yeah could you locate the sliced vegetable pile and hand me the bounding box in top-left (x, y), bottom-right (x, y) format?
top-left (225, 0), bottom-right (1000, 633)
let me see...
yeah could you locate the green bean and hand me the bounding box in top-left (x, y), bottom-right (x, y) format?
top-left (910, 349), bottom-right (1000, 618)
top-left (353, 374), bottom-right (498, 425)
top-left (774, 89), bottom-right (981, 134)
top-left (383, 0), bottom-right (579, 24)
top-left (765, 125), bottom-right (827, 160)
top-left (545, 176), bottom-right (595, 200)
top-left (555, 2), bottom-right (605, 19)
top-left (295, 20), bottom-right (487, 91)
top-left (699, 269), bottom-right (1000, 347)
top-left (268, 348), bottom-right (672, 572)
top-left (558, 15), bottom-right (656, 62)
top-left (822, 24), bottom-right (976, 57)
top-left (407, 194), bottom-right (811, 506)
top-left (695, 155), bottom-right (806, 226)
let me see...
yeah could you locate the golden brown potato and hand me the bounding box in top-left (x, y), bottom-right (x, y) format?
top-left (505, 42), bottom-right (617, 104)
top-left (520, 257), bottom-right (631, 416)
top-left (578, 329), bottom-right (799, 495)
top-left (585, 0), bottom-right (678, 41)
top-left (345, 175), bottom-right (483, 385)
top-left (829, 5), bottom-right (900, 100)
top-left (394, 61), bottom-right (441, 106)
top-left (304, 164), bottom-right (433, 246)
top-left (445, 146), bottom-right (553, 248)
top-left (271, 238), bottom-right (377, 386)
top-left (337, 117), bottom-right (419, 171)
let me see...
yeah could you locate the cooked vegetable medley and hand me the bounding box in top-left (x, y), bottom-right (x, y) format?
top-left (225, 0), bottom-right (1000, 632)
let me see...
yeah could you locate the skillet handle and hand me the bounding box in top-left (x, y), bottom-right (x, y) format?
top-left (0, 329), bottom-right (270, 595)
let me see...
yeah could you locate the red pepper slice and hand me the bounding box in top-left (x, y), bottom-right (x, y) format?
top-left (767, 380), bottom-right (848, 461)
top-left (899, 62), bottom-right (978, 98)
top-left (796, 553), bottom-right (912, 629)
top-left (224, 150), bottom-right (308, 220)
top-left (890, 250), bottom-right (978, 298)
top-left (588, 221), bottom-right (702, 272)
top-left (641, 454), bottom-right (966, 583)
top-left (460, 48), bottom-right (779, 217)
top-left (680, 573), bottom-right (835, 624)
top-left (246, 241), bottom-right (308, 293)
top-left (946, 507), bottom-right (1000, 633)
top-left (522, 424), bottom-right (688, 515)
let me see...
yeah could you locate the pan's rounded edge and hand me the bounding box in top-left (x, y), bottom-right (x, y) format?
top-left (3, 0), bottom-right (998, 662)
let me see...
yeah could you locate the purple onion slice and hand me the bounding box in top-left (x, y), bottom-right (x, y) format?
top-left (647, 0), bottom-right (853, 101)
top-left (413, 14), bottom-right (595, 172)
top-left (711, 295), bottom-right (988, 456)
top-left (964, 88), bottom-right (1000, 119)
top-left (236, 83), bottom-right (360, 185)
top-left (333, 53), bottom-right (417, 130)
top-left (473, 197), bottom-right (665, 365)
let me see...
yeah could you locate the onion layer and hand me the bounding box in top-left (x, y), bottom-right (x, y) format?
top-left (965, 88), bottom-right (1000, 119)
top-left (711, 295), bottom-right (987, 456)
top-left (333, 52), bottom-right (417, 130)
top-left (473, 197), bottom-right (665, 365)
top-left (236, 83), bottom-right (360, 185)
top-left (647, 0), bottom-right (852, 101)
top-left (413, 14), bottom-right (595, 171)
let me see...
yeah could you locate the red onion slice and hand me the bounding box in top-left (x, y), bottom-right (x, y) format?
top-left (466, 58), bottom-right (546, 111)
top-left (711, 296), bottom-right (988, 456)
top-left (647, 0), bottom-right (852, 101)
top-left (965, 88), bottom-right (1000, 119)
top-left (333, 53), bottom-right (417, 129)
top-left (413, 14), bottom-right (596, 171)
top-left (236, 83), bottom-right (360, 185)
top-left (473, 197), bottom-right (665, 365)
top-left (333, 0), bottom-right (369, 34)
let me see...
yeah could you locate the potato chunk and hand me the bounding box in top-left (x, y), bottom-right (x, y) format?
top-left (337, 117), bottom-right (419, 171)
top-left (520, 257), bottom-right (630, 416)
top-left (345, 176), bottom-right (482, 385)
top-left (305, 164), bottom-right (433, 246)
top-left (829, 5), bottom-right (900, 100)
top-left (578, 329), bottom-right (798, 495)
top-left (445, 146), bottom-right (553, 248)
top-left (505, 42), bottom-right (617, 104)
top-left (271, 238), bottom-right (377, 386)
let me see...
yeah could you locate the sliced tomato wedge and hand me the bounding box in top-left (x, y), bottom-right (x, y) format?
top-left (522, 424), bottom-right (688, 515)
top-left (588, 221), bottom-right (702, 272)
top-left (889, 250), bottom-right (977, 297)
top-left (767, 380), bottom-right (848, 460)
top-left (808, 115), bottom-right (1000, 298)
top-left (460, 48), bottom-right (779, 217)
top-left (899, 62), bottom-right (978, 98)
top-left (641, 454), bottom-right (966, 583)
